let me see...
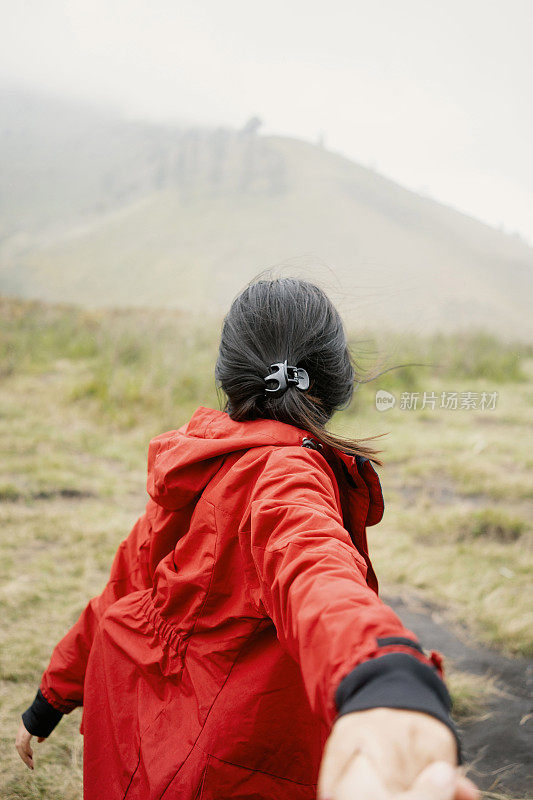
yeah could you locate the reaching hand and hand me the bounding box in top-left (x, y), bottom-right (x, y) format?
top-left (317, 708), bottom-right (479, 800)
top-left (15, 720), bottom-right (46, 770)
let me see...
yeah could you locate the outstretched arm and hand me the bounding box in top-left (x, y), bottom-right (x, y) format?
top-left (247, 447), bottom-right (472, 798)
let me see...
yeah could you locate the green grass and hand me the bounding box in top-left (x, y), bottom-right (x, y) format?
top-left (349, 328), bottom-right (531, 390)
top-left (0, 296), bottom-right (532, 798)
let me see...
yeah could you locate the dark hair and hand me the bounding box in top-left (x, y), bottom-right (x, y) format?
top-left (215, 277), bottom-right (383, 465)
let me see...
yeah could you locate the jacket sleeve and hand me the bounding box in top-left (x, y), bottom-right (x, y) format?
top-left (247, 447), bottom-right (461, 762)
top-left (22, 498), bottom-right (159, 737)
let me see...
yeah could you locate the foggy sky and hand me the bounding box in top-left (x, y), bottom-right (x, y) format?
top-left (1, 0), bottom-right (532, 244)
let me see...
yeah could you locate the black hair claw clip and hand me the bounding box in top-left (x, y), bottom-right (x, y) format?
top-left (264, 360), bottom-right (310, 397)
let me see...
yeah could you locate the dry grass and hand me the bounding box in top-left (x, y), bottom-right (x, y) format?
top-left (446, 669), bottom-right (501, 722)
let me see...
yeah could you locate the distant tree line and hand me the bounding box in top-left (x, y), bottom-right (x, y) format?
top-left (146, 116), bottom-right (287, 200)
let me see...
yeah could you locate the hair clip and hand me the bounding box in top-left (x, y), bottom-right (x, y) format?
top-left (264, 360), bottom-right (310, 397)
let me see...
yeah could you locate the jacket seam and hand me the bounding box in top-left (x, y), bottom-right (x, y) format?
top-left (179, 498), bottom-right (219, 656)
top-left (251, 496), bottom-right (342, 516)
top-left (375, 637), bottom-right (424, 655)
top-left (251, 538), bottom-right (363, 561)
top-left (204, 753), bottom-right (317, 787)
top-left (123, 749), bottom-right (142, 799)
top-left (196, 755), bottom-right (210, 799)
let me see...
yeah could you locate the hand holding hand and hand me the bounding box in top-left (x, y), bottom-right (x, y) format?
top-left (317, 708), bottom-right (479, 800)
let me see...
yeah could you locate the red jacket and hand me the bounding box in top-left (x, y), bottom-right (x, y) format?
top-left (23, 406), bottom-right (457, 799)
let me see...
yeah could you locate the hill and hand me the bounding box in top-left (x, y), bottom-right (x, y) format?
top-left (1, 89), bottom-right (532, 338)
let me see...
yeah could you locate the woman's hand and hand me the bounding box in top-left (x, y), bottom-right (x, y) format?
top-left (15, 720), bottom-right (46, 770)
top-left (317, 708), bottom-right (479, 800)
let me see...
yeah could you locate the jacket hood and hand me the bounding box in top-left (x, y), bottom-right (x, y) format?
top-left (146, 406), bottom-right (384, 525)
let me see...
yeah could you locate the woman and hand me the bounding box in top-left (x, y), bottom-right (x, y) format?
top-left (17, 278), bottom-right (478, 800)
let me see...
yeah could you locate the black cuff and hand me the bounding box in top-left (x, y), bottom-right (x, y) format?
top-left (22, 689), bottom-right (64, 738)
top-left (335, 652), bottom-right (463, 765)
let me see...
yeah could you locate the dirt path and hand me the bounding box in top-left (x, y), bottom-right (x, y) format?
top-left (386, 593), bottom-right (532, 797)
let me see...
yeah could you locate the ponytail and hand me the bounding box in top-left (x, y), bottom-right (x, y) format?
top-left (215, 277), bottom-right (384, 466)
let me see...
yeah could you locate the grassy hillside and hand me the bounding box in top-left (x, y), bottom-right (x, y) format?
top-left (0, 297), bottom-right (532, 797)
top-left (1, 91), bottom-right (532, 339)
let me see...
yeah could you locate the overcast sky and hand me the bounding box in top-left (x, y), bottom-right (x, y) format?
top-left (1, 0), bottom-right (532, 243)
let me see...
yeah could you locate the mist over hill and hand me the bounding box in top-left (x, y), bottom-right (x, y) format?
top-left (1, 88), bottom-right (531, 339)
